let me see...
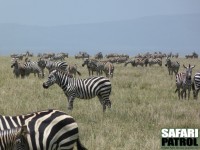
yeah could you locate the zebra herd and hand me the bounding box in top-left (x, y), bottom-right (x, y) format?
top-left (164, 57), bottom-right (200, 100)
top-left (5, 54), bottom-right (200, 149)
top-left (6, 56), bottom-right (115, 149)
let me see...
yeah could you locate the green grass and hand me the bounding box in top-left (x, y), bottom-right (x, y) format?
top-left (0, 56), bottom-right (200, 150)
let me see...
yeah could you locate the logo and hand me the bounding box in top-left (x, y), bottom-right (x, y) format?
top-left (161, 128), bottom-right (199, 149)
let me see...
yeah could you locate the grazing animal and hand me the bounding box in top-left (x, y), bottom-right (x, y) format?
top-left (50, 53), bottom-right (68, 61)
top-left (37, 59), bottom-right (68, 73)
top-left (82, 59), bottom-right (103, 76)
top-left (192, 72), bottom-right (200, 99)
top-left (94, 52), bottom-right (103, 59)
top-left (11, 60), bottom-right (26, 78)
top-left (0, 109), bottom-right (87, 150)
top-left (43, 70), bottom-right (112, 112)
top-left (103, 62), bottom-right (114, 78)
top-left (148, 58), bottom-right (162, 66)
top-left (175, 64), bottom-right (195, 99)
top-left (0, 125), bottom-right (29, 150)
top-left (67, 64), bottom-right (81, 77)
top-left (165, 57), bottom-right (180, 76)
top-left (124, 58), bottom-right (147, 67)
top-left (23, 61), bottom-right (43, 78)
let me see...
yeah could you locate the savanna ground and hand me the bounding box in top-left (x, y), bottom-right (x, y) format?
top-left (0, 56), bottom-right (200, 150)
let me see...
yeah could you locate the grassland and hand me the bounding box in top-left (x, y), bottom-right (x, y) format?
top-left (0, 56), bottom-right (200, 150)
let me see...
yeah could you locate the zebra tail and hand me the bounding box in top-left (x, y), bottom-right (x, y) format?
top-left (76, 138), bottom-right (87, 150)
top-left (175, 88), bottom-right (178, 93)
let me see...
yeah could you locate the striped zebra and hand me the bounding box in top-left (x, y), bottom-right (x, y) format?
top-left (43, 70), bottom-right (112, 112)
top-left (37, 59), bottom-right (68, 73)
top-left (148, 58), bottom-right (162, 66)
top-left (50, 53), bottom-right (68, 61)
top-left (24, 61), bottom-right (44, 78)
top-left (192, 72), bottom-right (200, 99)
top-left (124, 58), bottom-right (148, 67)
top-left (0, 126), bottom-right (29, 150)
top-left (82, 59), bottom-right (104, 76)
top-left (0, 109), bottom-right (87, 150)
top-left (175, 64), bottom-right (195, 99)
top-left (165, 57), bottom-right (180, 76)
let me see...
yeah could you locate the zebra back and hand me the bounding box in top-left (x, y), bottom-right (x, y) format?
top-left (0, 109), bottom-right (86, 150)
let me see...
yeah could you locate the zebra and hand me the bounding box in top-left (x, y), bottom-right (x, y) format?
top-left (165, 57), bottom-right (180, 76)
top-left (0, 125), bottom-right (29, 150)
top-left (175, 64), bottom-right (195, 99)
top-left (23, 61), bottom-right (44, 78)
top-left (67, 64), bottom-right (81, 77)
top-left (82, 59), bottom-right (104, 76)
top-left (43, 69), bottom-right (112, 112)
top-left (103, 61), bottom-right (114, 78)
top-left (148, 58), bottom-right (162, 66)
top-left (94, 52), bottom-right (103, 59)
top-left (50, 53), bottom-right (68, 61)
top-left (124, 58), bottom-right (148, 67)
top-left (11, 60), bottom-right (26, 78)
top-left (37, 59), bottom-right (68, 73)
top-left (192, 72), bottom-right (200, 99)
top-left (0, 109), bottom-right (87, 150)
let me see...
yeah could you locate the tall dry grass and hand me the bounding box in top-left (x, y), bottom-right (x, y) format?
top-left (0, 56), bottom-right (200, 150)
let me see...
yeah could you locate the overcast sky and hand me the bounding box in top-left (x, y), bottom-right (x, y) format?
top-left (0, 0), bottom-right (200, 26)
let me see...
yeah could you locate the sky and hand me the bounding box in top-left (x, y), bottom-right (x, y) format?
top-left (0, 0), bottom-right (200, 26)
top-left (0, 0), bottom-right (199, 56)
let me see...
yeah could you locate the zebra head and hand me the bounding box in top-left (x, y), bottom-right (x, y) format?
top-left (11, 60), bottom-right (18, 68)
top-left (165, 57), bottom-right (171, 67)
top-left (14, 126), bottom-right (29, 150)
top-left (183, 64), bottom-right (195, 80)
top-left (37, 58), bottom-right (46, 69)
top-left (43, 70), bottom-right (58, 89)
top-left (82, 58), bottom-right (89, 67)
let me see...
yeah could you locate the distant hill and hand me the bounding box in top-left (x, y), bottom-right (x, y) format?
top-left (0, 14), bottom-right (200, 56)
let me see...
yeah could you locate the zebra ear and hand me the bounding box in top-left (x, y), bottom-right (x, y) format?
top-left (191, 65), bottom-right (195, 69)
top-left (183, 64), bottom-right (187, 68)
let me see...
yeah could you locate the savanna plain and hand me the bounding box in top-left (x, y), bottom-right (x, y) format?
top-left (0, 56), bottom-right (200, 150)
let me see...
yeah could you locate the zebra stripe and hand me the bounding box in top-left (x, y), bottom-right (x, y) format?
top-left (24, 61), bottom-right (43, 78)
top-left (82, 59), bottom-right (104, 76)
top-left (165, 57), bottom-right (180, 75)
top-left (0, 126), bottom-right (29, 150)
top-left (175, 64), bottom-right (195, 99)
top-left (43, 70), bottom-right (112, 112)
top-left (192, 72), bottom-right (200, 99)
top-left (38, 59), bottom-right (68, 73)
top-left (0, 109), bottom-right (87, 150)
top-left (148, 58), bottom-right (162, 66)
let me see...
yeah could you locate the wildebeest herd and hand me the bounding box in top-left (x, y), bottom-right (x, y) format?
top-left (1, 50), bottom-right (199, 149)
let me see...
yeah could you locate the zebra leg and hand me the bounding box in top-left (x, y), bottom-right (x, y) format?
top-left (181, 89), bottom-right (186, 99)
top-left (105, 99), bottom-right (111, 109)
top-left (67, 96), bottom-right (74, 110)
top-left (188, 89), bottom-right (191, 100)
top-left (98, 96), bottom-right (106, 112)
top-left (98, 96), bottom-right (111, 112)
top-left (175, 88), bottom-right (181, 99)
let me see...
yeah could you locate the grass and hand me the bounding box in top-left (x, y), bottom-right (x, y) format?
top-left (0, 56), bottom-right (200, 150)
